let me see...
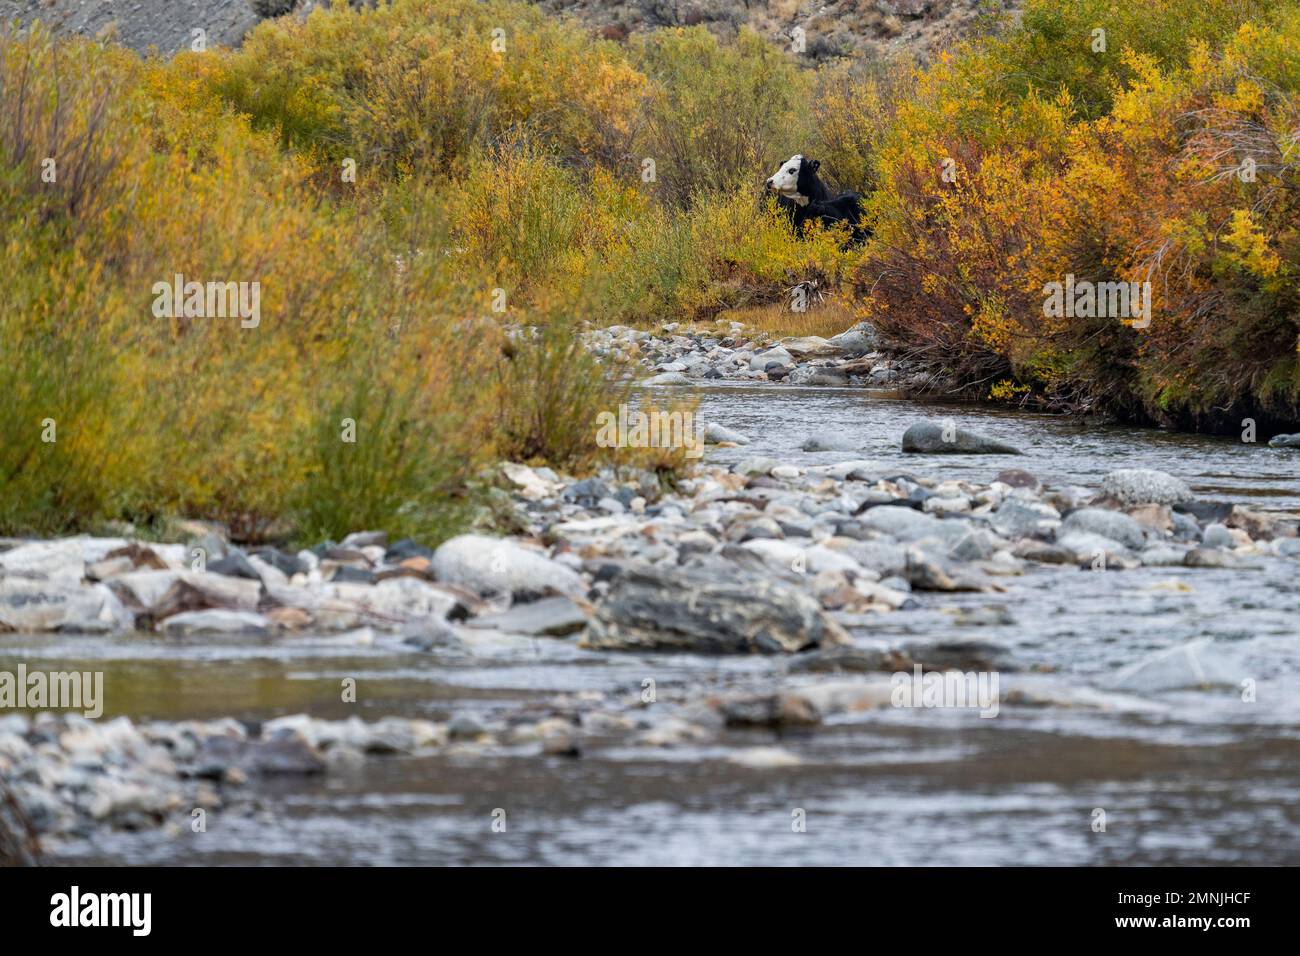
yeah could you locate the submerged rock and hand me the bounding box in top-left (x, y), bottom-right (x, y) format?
top-left (901, 422), bottom-right (1021, 455)
top-left (465, 595), bottom-right (589, 637)
top-left (1106, 640), bottom-right (1244, 692)
top-left (801, 432), bottom-right (856, 452)
top-left (703, 422), bottom-right (751, 445)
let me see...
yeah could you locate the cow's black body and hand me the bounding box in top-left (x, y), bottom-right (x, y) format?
top-left (766, 155), bottom-right (869, 245)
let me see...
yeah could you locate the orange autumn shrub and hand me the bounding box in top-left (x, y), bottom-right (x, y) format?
top-left (856, 0), bottom-right (1300, 427)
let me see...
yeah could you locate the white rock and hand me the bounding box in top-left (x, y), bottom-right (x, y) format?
top-left (502, 462), bottom-right (562, 501)
top-left (432, 534), bottom-right (584, 598)
top-left (703, 422), bottom-right (751, 445)
top-left (0, 578), bottom-right (133, 632)
top-left (160, 609), bottom-right (271, 637)
top-left (0, 537), bottom-right (128, 583)
top-left (108, 570), bottom-right (261, 613)
top-left (1101, 468), bottom-right (1193, 506)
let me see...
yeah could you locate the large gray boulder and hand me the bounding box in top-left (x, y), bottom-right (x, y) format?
top-left (901, 422), bottom-right (1021, 454)
top-left (431, 535), bottom-right (583, 599)
top-left (748, 347), bottom-right (793, 371)
top-left (1268, 433), bottom-right (1300, 448)
top-left (1100, 469), bottom-right (1193, 506)
top-left (580, 563), bottom-right (849, 654)
top-left (827, 322), bottom-right (877, 356)
top-left (787, 365), bottom-right (850, 387)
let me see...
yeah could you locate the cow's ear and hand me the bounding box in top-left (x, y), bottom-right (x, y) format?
top-left (808, 159), bottom-right (820, 171)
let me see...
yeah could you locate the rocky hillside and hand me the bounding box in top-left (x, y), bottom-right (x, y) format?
top-left (2, 0), bottom-right (1018, 59)
top-left (0, 0), bottom-right (260, 54)
top-left (535, 0), bottom-right (1019, 61)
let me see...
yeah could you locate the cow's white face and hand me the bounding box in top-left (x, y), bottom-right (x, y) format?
top-left (765, 155), bottom-right (803, 196)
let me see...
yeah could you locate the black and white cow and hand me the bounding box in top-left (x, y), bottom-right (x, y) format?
top-left (764, 154), bottom-right (868, 244)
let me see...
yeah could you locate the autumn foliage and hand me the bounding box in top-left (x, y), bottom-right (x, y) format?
top-left (3, 0), bottom-right (1299, 539)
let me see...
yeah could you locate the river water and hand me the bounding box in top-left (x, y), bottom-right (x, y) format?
top-left (6, 384), bottom-right (1299, 865)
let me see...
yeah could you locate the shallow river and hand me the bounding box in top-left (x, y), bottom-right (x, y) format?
top-left (5, 384), bottom-right (1299, 865)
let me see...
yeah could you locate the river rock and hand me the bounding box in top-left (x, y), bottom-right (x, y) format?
top-left (857, 506), bottom-right (966, 544)
top-left (194, 732), bottom-right (325, 777)
top-left (1100, 469), bottom-right (1193, 506)
top-left (1200, 523), bottom-right (1237, 549)
top-left (1055, 531), bottom-right (1134, 566)
top-left (901, 422), bottom-right (1021, 455)
top-left (160, 609), bottom-right (271, 637)
top-left (899, 636), bottom-right (1016, 671)
top-left (0, 578), bottom-right (133, 632)
top-left (748, 347), bottom-right (793, 370)
top-left (791, 642), bottom-right (898, 674)
top-left (786, 679), bottom-right (895, 717)
top-left (1268, 433), bottom-right (1300, 448)
top-left (904, 549), bottom-right (986, 591)
top-left (581, 562), bottom-right (849, 654)
top-left (994, 469), bottom-right (1041, 491)
top-left (107, 570), bottom-right (262, 619)
top-left (1138, 545), bottom-right (1188, 566)
top-left (788, 365), bottom-right (850, 387)
top-left (704, 422), bottom-right (751, 445)
top-left (734, 457), bottom-right (780, 478)
top-left (642, 371), bottom-right (690, 386)
top-left (1059, 508), bottom-right (1147, 550)
top-left (991, 497), bottom-right (1060, 537)
top-left (1175, 500), bottom-right (1234, 525)
top-left (838, 539), bottom-right (909, 577)
top-left (0, 537), bottom-right (128, 583)
top-left (321, 577), bottom-right (462, 625)
top-left (1225, 506), bottom-right (1284, 541)
top-left (713, 691), bottom-right (820, 727)
top-left (1183, 547), bottom-right (1254, 569)
top-left (431, 535), bottom-right (584, 599)
top-left (464, 596), bottom-right (589, 636)
top-left (206, 552), bottom-right (262, 581)
top-left (827, 322), bottom-right (877, 356)
top-left (400, 617), bottom-right (464, 651)
top-left (1126, 503), bottom-right (1173, 532)
top-left (780, 336), bottom-right (841, 359)
top-left (1106, 639), bottom-right (1243, 692)
top-left (801, 432), bottom-right (855, 452)
top-left (1011, 539), bottom-right (1074, 564)
top-left (949, 528), bottom-right (1003, 562)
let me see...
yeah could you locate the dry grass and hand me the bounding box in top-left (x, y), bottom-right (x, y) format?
top-left (718, 295), bottom-right (860, 339)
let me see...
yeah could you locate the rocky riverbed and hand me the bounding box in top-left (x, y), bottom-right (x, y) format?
top-left (3, 323), bottom-right (1300, 865)
top-left (582, 319), bottom-right (934, 390)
